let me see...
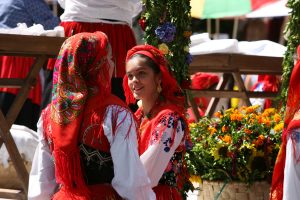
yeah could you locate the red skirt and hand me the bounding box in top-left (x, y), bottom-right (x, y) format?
top-left (153, 185), bottom-right (183, 200)
top-left (47, 21), bottom-right (137, 78)
top-left (0, 56), bottom-right (42, 105)
top-left (52, 184), bottom-right (122, 200)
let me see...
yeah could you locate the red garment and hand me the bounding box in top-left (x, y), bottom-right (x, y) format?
top-left (135, 100), bottom-right (190, 200)
top-left (52, 184), bottom-right (121, 200)
top-left (188, 72), bottom-right (219, 120)
top-left (123, 45), bottom-right (191, 199)
top-left (47, 21), bottom-right (136, 78)
top-left (270, 45), bottom-right (300, 200)
top-left (42, 32), bottom-right (129, 199)
top-left (0, 56), bottom-right (41, 105)
top-left (252, 75), bottom-right (279, 109)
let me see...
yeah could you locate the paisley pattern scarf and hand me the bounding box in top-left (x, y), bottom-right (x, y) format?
top-left (42, 31), bottom-right (114, 199)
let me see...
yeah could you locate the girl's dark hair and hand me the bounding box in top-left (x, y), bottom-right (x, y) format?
top-left (129, 54), bottom-right (160, 74)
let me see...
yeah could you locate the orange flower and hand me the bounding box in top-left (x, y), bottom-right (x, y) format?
top-left (208, 127), bottom-right (217, 135)
top-left (214, 111), bottom-right (222, 118)
top-left (258, 134), bottom-right (265, 141)
top-left (246, 107), bottom-right (254, 113)
top-left (237, 114), bottom-right (243, 121)
top-left (262, 118), bottom-right (271, 127)
top-left (274, 113), bottom-right (281, 123)
top-left (222, 125), bottom-right (228, 133)
top-left (256, 115), bottom-right (263, 124)
top-left (223, 135), bottom-right (232, 144)
top-left (244, 128), bottom-right (252, 135)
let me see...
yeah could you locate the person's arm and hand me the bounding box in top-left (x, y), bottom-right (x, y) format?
top-left (140, 113), bottom-right (185, 187)
top-left (28, 117), bottom-right (58, 200)
top-left (103, 105), bottom-right (156, 200)
top-left (24, 0), bottom-right (60, 30)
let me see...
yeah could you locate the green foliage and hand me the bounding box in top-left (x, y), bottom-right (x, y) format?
top-left (186, 106), bottom-right (283, 185)
top-left (140, 0), bottom-right (192, 85)
top-left (280, 0), bottom-right (300, 111)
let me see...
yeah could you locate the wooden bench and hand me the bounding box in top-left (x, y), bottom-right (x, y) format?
top-left (188, 53), bottom-right (283, 120)
top-left (0, 34), bottom-right (65, 199)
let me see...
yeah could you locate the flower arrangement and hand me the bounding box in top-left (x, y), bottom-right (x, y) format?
top-left (186, 105), bottom-right (283, 185)
top-left (139, 0), bottom-right (192, 86)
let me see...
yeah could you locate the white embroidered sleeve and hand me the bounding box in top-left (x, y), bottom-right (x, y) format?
top-left (140, 116), bottom-right (185, 187)
top-left (103, 105), bottom-right (156, 200)
top-left (28, 117), bottom-right (58, 200)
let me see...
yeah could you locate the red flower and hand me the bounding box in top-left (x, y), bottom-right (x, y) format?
top-left (138, 18), bottom-right (147, 31)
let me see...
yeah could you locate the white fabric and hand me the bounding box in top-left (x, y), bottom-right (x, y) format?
top-left (0, 124), bottom-right (38, 167)
top-left (189, 34), bottom-right (286, 57)
top-left (249, 82), bottom-right (265, 110)
top-left (58, 0), bottom-right (142, 26)
top-left (283, 129), bottom-right (300, 200)
top-left (140, 119), bottom-right (184, 187)
top-left (246, 0), bottom-right (290, 18)
top-left (189, 39), bottom-right (239, 55)
top-left (28, 105), bottom-right (155, 200)
top-left (0, 23), bottom-right (64, 37)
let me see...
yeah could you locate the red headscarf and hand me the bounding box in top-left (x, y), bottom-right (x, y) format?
top-left (123, 44), bottom-right (184, 109)
top-left (270, 45), bottom-right (300, 200)
top-left (42, 31), bottom-right (116, 198)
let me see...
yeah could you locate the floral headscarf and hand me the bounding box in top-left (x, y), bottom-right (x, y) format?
top-left (42, 31), bottom-right (113, 198)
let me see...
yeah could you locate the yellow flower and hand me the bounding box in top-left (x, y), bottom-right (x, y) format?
top-left (189, 123), bottom-right (197, 129)
top-left (158, 43), bottom-right (169, 55)
top-left (274, 122), bottom-right (284, 133)
top-left (189, 175), bottom-right (202, 184)
top-left (184, 46), bottom-right (190, 52)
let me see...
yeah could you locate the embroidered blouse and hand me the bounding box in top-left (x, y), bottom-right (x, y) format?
top-left (138, 109), bottom-right (191, 190)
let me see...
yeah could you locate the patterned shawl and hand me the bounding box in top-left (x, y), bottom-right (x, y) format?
top-left (42, 31), bottom-right (114, 199)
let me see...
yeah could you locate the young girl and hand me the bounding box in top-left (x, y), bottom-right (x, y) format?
top-left (28, 32), bottom-right (155, 200)
top-left (123, 44), bottom-right (192, 199)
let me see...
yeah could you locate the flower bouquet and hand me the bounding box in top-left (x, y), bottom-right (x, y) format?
top-left (186, 105), bottom-right (283, 185)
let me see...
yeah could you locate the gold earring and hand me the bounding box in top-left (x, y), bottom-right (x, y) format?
top-left (157, 84), bottom-right (162, 93)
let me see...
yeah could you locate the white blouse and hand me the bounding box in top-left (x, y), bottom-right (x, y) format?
top-left (283, 128), bottom-right (300, 200)
top-left (28, 105), bottom-right (155, 200)
top-left (140, 115), bottom-right (185, 187)
top-left (58, 0), bottom-right (142, 26)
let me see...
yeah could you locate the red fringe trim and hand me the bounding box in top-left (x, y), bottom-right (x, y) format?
top-left (53, 149), bottom-right (90, 199)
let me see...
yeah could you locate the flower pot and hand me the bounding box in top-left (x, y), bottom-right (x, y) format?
top-left (198, 180), bottom-right (270, 200)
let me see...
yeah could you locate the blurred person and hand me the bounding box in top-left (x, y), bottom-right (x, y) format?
top-left (44, 0), bottom-right (142, 109)
top-left (123, 44), bottom-right (192, 199)
top-left (28, 32), bottom-right (155, 200)
top-left (0, 0), bottom-right (60, 131)
top-left (270, 45), bottom-right (300, 200)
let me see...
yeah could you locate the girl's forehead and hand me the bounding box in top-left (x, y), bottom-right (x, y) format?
top-left (126, 58), bottom-right (150, 71)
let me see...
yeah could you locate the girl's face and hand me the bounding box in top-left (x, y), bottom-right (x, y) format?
top-left (126, 56), bottom-right (161, 101)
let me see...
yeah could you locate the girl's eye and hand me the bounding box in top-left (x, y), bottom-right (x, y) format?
top-left (138, 71), bottom-right (146, 77)
top-left (127, 74), bottom-right (133, 80)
